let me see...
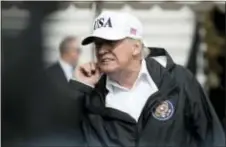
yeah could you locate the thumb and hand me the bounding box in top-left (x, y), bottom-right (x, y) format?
top-left (94, 67), bottom-right (100, 76)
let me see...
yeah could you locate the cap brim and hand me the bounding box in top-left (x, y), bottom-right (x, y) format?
top-left (81, 36), bottom-right (101, 45)
top-left (81, 29), bottom-right (127, 45)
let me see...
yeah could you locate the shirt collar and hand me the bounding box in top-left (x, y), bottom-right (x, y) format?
top-left (59, 58), bottom-right (73, 71)
top-left (106, 59), bottom-right (152, 92)
top-left (59, 58), bottom-right (74, 80)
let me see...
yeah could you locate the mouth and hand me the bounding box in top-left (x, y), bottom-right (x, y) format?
top-left (100, 58), bottom-right (114, 63)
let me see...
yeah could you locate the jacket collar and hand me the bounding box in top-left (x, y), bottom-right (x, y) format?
top-left (147, 47), bottom-right (175, 71)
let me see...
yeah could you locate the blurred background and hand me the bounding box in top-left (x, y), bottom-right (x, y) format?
top-left (2, 1), bottom-right (225, 146)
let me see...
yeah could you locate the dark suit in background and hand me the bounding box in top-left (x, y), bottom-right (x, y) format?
top-left (43, 61), bottom-right (85, 145)
top-left (42, 35), bottom-right (84, 145)
top-left (47, 62), bottom-right (68, 87)
top-left (45, 35), bottom-right (82, 132)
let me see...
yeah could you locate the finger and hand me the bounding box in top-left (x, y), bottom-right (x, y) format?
top-left (81, 66), bottom-right (91, 77)
top-left (96, 63), bottom-right (102, 74)
top-left (80, 67), bottom-right (89, 77)
top-left (95, 68), bottom-right (100, 77)
top-left (90, 62), bottom-right (96, 72)
top-left (93, 65), bottom-right (101, 77)
top-left (90, 62), bottom-right (97, 75)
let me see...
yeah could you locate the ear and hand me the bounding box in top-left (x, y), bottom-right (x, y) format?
top-left (132, 41), bottom-right (142, 56)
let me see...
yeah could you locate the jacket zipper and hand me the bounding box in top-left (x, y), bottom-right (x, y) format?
top-left (135, 124), bottom-right (139, 147)
top-left (135, 90), bottom-right (161, 147)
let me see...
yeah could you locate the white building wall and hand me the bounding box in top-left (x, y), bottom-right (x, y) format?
top-left (42, 3), bottom-right (95, 66)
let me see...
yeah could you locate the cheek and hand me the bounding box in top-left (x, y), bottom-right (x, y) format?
top-left (73, 52), bottom-right (79, 58)
top-left (115, 50), bottom-right (132, 64)
top-left (70, 54), bottom-right (78, 61)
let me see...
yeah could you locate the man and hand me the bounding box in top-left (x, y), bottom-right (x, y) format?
top-left (45, 36), bottom-right (84, 138)
top-left (70, 11), bottom-right (225, 147)
top-left (47, 36), bottom-right (81, 85)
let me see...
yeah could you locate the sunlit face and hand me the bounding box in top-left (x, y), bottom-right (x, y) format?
top-left (94, 38), bottom-right (136, 74)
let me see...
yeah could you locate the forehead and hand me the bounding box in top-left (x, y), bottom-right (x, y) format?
top-left (67, 39), bottom-right (78, 46)
top-left (66, 40), bottom-right (80, 52)
top-left (93, 37), bottom-right (135, 44)
top-left (93, 38), bottom-right (115, 43)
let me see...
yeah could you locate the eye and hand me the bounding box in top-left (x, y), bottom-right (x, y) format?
top-left (94, 39), bottom-right (119, 50)
top-left (94, 42), bottom-right (102, 50)
top-left (105, 40), bottom-right (117, 47)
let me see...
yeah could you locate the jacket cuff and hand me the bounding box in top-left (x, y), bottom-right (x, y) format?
top-left (69, 80), bottom-right (93, 94)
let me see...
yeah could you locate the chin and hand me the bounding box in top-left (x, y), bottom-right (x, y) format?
top-left (100, 66), bottom-right (118, 74)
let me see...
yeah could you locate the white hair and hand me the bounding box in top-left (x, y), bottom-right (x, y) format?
top-left (141, 45), bottom-right (150, 59)
top-left (128, 38), bottom-right (150, 59)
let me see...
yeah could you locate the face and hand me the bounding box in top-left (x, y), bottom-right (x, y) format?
top-left (94, 38), bottom-right (139, 74)
top-left (65, 40), bottom-right (81, 67)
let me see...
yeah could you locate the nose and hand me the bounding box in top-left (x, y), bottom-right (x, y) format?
top-left (96, 44), bottom-right (111, 56)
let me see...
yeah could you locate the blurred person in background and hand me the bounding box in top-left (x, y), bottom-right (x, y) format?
top-left (69, 11), bottom-right (225, 147)
top-left (47, 36), bottom-right (81, 85)
top-left (43, 36), bottom-right (84, 144)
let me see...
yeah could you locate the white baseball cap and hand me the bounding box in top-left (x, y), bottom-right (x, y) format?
top-left (82, 11), bottom-right (145, 46)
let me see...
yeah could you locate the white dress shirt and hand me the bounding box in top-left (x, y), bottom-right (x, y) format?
top-left (59, 58), bottom-right (74, 82)
top-left (105, 59), bottom-right (160, 122)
